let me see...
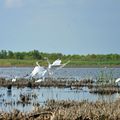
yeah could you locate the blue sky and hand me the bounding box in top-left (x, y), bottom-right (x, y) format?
top-left (0, 0), bottom-right (120, 55)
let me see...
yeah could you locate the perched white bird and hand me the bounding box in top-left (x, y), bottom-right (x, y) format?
top-left (115, 78), bottom-right (120, 83)
top-left (12, 76), bottom-right (17, 82)
top-left (35, 79), bottom-right (44, 83)
top-left (12, 78), bottom-right (16, 82)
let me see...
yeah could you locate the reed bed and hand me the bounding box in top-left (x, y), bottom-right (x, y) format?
top-left (0, 77), bottom-right (94, 88)
top-left (90, 87), bottom-right (120, 95)
top-left (0, 77), bottom-right (119, 95)
top-left (0, 99), bottom-right (120, 120)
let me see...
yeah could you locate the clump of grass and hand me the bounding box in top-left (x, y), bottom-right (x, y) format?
top-left (90, 87), bottom-right (120, 95)
top-left (96, 68), bottom-right (116, 85)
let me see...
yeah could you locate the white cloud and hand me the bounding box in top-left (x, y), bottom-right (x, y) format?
top-left (5, 0), bottom-right (23, 8)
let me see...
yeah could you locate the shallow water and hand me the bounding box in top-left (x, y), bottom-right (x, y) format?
top-left (0, 67), bottom-right (120, 80)
top-left (0, 67), bottom-right (120, 112)
top-left (0, 87), bottom-right (119, 112)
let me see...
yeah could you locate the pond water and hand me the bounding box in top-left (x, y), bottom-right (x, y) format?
top-left (0, 67), bottom-right (120, 80)
top-left (0, 87), bottom-right (119, 112)
top-left (0, 67), bottom-right (120, 112)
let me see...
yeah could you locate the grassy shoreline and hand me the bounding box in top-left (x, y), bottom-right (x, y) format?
top-left (0, 59), bottom-right (120, 67)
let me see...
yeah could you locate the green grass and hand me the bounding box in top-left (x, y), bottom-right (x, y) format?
top-left (0, 59), bottom-right (120, 67)
top-left (0, 59), bottom-right (42, 67)
top-left (69, 60), bottom-right (120, 67)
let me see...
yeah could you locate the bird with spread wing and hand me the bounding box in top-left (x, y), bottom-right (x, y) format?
top-left (30, 58), bottom-right (70, 82)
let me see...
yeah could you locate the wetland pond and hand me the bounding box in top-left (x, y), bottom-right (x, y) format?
top-left (0, 67), bottom-right (120, 112)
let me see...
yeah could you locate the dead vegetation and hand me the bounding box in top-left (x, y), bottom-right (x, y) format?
top-left (0, 99), bottom-right (120, 120)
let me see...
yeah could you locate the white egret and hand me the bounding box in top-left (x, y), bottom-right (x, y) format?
top-left (31, 59), bottom-right (70, 81)
top-left (51, 59), bottom-right (61, 67)
top-left (12, 76), bottom-right (18, 82)
top-left (45, 57), bottom-right (70, 75)
top-left (30, 62), bottom-right (41, 77)
top-left (115, 78), bottom-right (120, 83)
top-left (12, 78), bottom-right (16, 82)
top-left (46, 58), bottom-right (70, 68)
top-left (35, 79), bottom-right (44, 83)
top-left (30, 61), bottom-right (47, 79)
top-left (57, 60), bottom-right (70, 69)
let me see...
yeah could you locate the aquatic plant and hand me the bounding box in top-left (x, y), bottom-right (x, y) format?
top-left (96, 68), bottom-right (116, 85)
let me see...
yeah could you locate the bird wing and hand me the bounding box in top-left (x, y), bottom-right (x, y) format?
top-left (48, 60), bottom-right (70, 75)
top-left (31, 66), bottom-right (40, 77)
top-left (115, 78), bottom-right (120, 83)
top-left (37, 67), bottom-right (47, 77)
top-left (52, 59), bottom-right (61, 66)
top-left (56, 60), bottom-right (70, 70)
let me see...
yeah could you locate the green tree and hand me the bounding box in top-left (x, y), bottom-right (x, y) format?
top-left (14, 52), bottom-right (24, 59)
top-left (8, 50), bottom-right (14, 59)
top-left (0, 50), bottom-right (7, 59)
top-left (31, 50), bottom-right (42, 59)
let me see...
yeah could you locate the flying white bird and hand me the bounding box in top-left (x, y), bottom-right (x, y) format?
top-left (115, 78), bottom-right (120, 83)
top-left (57, 60), bottom-right (70, 69)
top-left (45, 57), bottom-right (70, 75)
top-left (30, 62), bottom-right (40, 77)
top-left (30, 59), bottom-right (70, 81)
top-left (30, 61), bottom-right (47, 78)
top-left (51, 59), bottom-right (61, 67)
top-left (45, 57), bottom-right (70, 68)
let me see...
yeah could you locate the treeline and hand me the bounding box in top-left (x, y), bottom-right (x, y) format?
top-left (0, 50), bottom-right (120, 61)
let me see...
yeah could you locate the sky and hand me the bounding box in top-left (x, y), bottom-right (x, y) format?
top-left (0, 0), bottom-right (120, 55)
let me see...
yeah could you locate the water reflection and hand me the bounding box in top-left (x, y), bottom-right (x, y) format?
top-left (7, 89), bottom-right (12, 96)
top-left (0, 86), bottom-right (119, 112)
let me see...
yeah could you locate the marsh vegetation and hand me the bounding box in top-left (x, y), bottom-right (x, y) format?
top-left (0, 66), bottom-right (120, 119)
